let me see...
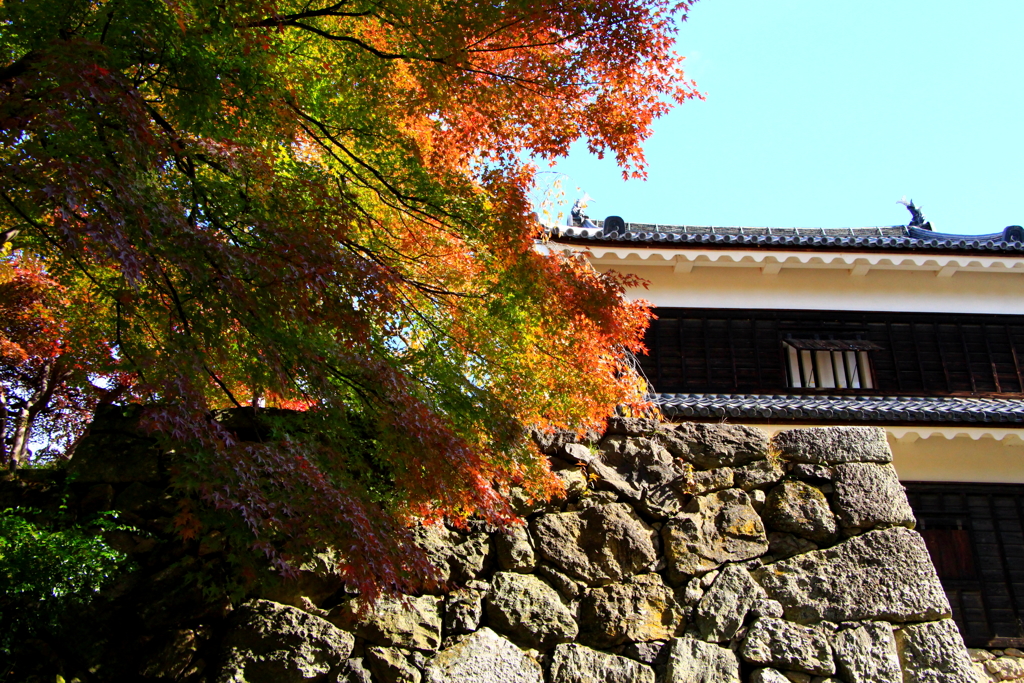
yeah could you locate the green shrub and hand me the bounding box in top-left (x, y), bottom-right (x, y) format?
top-left (0, 509), bottom-right (130, 657)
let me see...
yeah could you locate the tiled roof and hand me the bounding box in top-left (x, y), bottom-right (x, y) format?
top-left (654, 393), bottom-right (1024, 424)
top-left (549, 223), bottom-right (1024, 254)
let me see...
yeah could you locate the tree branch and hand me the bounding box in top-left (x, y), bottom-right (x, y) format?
top-left (0, 52), bottom-right (38, 84)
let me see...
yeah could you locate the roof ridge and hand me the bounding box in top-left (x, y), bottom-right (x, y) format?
top-left (546, 224), bottom-right (1024, 253)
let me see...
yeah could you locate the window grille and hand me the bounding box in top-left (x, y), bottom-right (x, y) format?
top-left (783, 339), bottom-right (880, 389)
top-left (639, 308), bottom-right (1024, 396)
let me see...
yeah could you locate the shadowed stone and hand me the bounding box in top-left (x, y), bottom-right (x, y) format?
top-left (444, 584), bottom-right (486, 635)
top-left (662, 423), bottom-right (770, 469)
top-left (334, 657), bottom-right (374, 683)
top-left (766, 532), bottom-right (818, 560)
top-left (218, 600), bottom-right (354, 683)
top-left (733, 458), bottom-right (785, 492)
top-left (606, 416), bottom-right (662, 436)
top-left (620, 640), bottom-right (669, 668)
top-left (366, 646), bottom-right (421, 683)
top-left (496, 525), bottom-right (536, 572)
top-left (567, 439), bottom-right (690, 518)
top-left (411, 525), bottom-right (492, 584)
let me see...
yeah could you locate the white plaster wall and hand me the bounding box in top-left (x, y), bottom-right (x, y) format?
top-left (602, 263), bottom-right (1024, 315)
top-left (750, 423), bottom-right (1024, 484)
top-left (888, 435), bottom-right (1024, 483)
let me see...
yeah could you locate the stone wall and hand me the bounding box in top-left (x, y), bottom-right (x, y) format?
top-left (213, 421), bottom-right (980, 683)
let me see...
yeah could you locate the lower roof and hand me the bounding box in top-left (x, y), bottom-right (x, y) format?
top-left (654, 393), bottom-right (1024, 425)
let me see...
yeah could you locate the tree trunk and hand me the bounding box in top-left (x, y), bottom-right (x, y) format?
top-left (8, 404), bottom-right (32, 469)
top-left (8, 358), bottom-right (68, 468)
top-left (0, 385), bottom-right (9, 471)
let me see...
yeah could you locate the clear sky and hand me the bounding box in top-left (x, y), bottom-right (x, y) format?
top-left (546, 0), bottom-right (1024, 235)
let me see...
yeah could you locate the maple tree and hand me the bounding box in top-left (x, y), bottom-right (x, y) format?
top-left (0, 0), bottom-right (700, 593)
top-left (0, 253), bottom-right (128, 468)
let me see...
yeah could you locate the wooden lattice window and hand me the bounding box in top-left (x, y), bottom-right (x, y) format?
top-left (905, 482), bottom-right (1024, 648)
top-left (783, 339), bottom-right (880, 389)
top-left (640, 308), bottom-right (1024, 396)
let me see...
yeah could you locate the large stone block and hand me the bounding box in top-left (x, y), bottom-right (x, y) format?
top-left (772, 426), bottom-right (892, 465)
top-left (549, 643), bottom-right (655, 683)
top-left (68, 405), bottom-right (165, 483)
top-left (694, 563), bottom-right (765, 643)
top-left (894, 619), bottom-right (975, 683)
top-left (605, 416), bottom-right (662, 436)
top-left (831, 463), bottom-right (916, 531)
top-left (411, 524), bottom-right (492, 584)
top-left (761, 480), bottom-right (837, 544)
top-left (832, 621), bottom-right (901, 683)
top-left (423, 628), bottom-right (542, 683)
top-left (330, 594), bottom-right (442, 652)
top-left (566, 438), bottom-right (689, 518)
top-left (662, 423), bottom-right (770, 469)
top-left (662, 489), bottom-right (768, 583)
top-left (749, 669), bottom-right (789, 683)
top-left (444, 584), bottom-right (485, 635)
top-left (739, 617), bottom-right (834, 676)
top-left (334, 658), bottom-right (373, 683)
top-left (754, 526), bottom-right (950, 624)
top-left (485, 572), bottom-right (577, 649)
top-left (366, 646), bottom-right (422, 683)
top-left (217, 599), bottom-right (354, 683)
top-left (578, 573), bottom-right (682, 648)
top-left (663, 637), bottom-right (740, 683)
top-left (674, 467), bottom-right (735, 496)
top-left (532, 502), bottom-right (658, 586)
top-left (496, 524), bottom-right (536, 572)
top-left (732, 458), bottom-right (785, 492)
top-left (259, 551), bottom-right (346, 609)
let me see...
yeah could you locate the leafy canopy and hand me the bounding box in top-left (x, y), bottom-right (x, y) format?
top-left (0, 0), bottom-right (699, 593)
top-left (0, 510), bottom-right (131, 656)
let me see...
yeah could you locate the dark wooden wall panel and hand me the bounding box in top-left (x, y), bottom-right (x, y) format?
top-left (641, 308), bottom-right (1024, 397)
top-left (905, 483), bottom-right (1024, 648)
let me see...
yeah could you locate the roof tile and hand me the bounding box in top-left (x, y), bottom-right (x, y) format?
top-left (654, 393), bottom-right (1024, 424)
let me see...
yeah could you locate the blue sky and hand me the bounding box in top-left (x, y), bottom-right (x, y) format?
top-left (546, 0), bottom-right (1024, 235)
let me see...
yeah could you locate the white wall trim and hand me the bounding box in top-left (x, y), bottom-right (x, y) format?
top-left (753, 423), bottom-right (1024, 445)
top-left (553, 243), bottom-right (1024, 277)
